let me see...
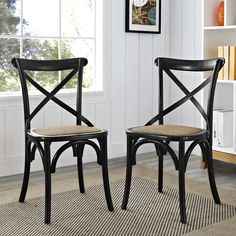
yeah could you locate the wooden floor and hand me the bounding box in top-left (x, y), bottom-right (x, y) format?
top-left (135, 152), bottom-right (236, 189)
top-left (0, 152), bottom-right (236, 191)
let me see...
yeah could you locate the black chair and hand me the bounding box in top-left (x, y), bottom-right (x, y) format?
top-left (11, 57), bottom-right (114, 224)
top-left (121, 57), bottom-right (224, 223)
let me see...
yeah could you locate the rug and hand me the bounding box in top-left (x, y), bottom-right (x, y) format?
top-left (0, 177), bottom-right (235, 236)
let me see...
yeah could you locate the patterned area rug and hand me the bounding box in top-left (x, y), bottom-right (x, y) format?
top-left (0, 177), bottom-right (235, 236)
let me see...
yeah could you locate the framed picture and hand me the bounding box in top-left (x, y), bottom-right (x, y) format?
top-left (125, 0), bottom-right (161, 34)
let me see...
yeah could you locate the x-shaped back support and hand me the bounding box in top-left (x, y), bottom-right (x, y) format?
top-left (24, 69), bottom-right (93, 130)
top-left (146, 68), bottom-right (211, 128)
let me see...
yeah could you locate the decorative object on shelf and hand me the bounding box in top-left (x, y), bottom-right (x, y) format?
top-left (213, 109), bottom-right (233, 147)
top-left (216, 1), bottom-right (224, 26)
top-left (217, 46), bottom-right (224, 79)
top-left (125, 0), bottom-right (161, 34)
top-left (229, 46), bottom-right (236, 80)
top-left (223, 46), bottom-right (229, 80)
top-left (218, 45), bottom-right (236, 80)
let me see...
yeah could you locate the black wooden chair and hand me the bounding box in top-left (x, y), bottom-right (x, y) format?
top-left (11, 57), bottom-right (114, 224)
top-left (121, 57), bottom-right (225, 223)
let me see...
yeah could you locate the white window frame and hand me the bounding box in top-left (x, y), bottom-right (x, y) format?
top-left (0, 0), bottom-right (109, 100)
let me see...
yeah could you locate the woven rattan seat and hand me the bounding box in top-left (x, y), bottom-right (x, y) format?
top-left (32, 125), bottom-right (101, 137)
top-left (132, 125), bottom-right (203, 137)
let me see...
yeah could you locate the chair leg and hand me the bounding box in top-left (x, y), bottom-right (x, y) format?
top-left (100, 137), bottom-right (114, 211)
top-left (19, 141), bottom-right (31, 202)
top-left (155, 144), bottom-right (165, 192)
top-left (44, 142), bottom-right (52, 224)
top-left (206, 147), bottom-right (221, 204)
top-left (158, 155), bottom-right (163, 192)
top-left (76, 144), bottom-right (85, 193)
top-left (121, 136), bottom-right (133, 210)
top-left (178, 142), bottom-right (187, 224)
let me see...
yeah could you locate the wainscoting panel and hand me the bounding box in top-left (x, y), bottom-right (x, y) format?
top-left (169, 0), bottom-right (203, 128)
top-left (168, 0), bottom-right (185, 130)
top-left (110, 0), bottom-right (126, 145)
top-left (169, 0), bottom-right (202, 154)
top-left (61, 107), bottom-right (75, 126)
top-left (139, 34), bottom-right (155, 125)
top-left (5, 108), bottom-right (24, 160)
top-left (0, 110), bottom-right (5, 160)
top-left (30, 106), bottom-right (44, 132)
top-left (125, 33), bottom-right (140, 129)
top-left (95, 102), bottom-right (110, 132)
top-left (44, 103), bottom-right (62, 127)
top-left (181, 0), bottom-right (196, 127)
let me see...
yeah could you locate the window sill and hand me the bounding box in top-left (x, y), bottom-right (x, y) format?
top-left (0, 89), bottom-right (109, 108)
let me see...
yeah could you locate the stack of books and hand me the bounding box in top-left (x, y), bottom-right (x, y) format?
top-left (217, 46), bottom-right (236, 80)
top-left (212, 109), bottom-right (233, 147)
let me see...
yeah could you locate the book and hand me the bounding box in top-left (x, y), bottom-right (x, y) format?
top-left (223, 46), bottom-right (229, 80)
top-left (217, 46), bottom-right (224, 80)
top-left (229, 46), bottom-right (236, 80)
top-left (213, 110), bottom-right (233, 148)
top-left (212, 109), bottom-right (224, 147)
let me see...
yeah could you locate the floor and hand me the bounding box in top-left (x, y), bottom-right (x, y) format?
top-left (0, 152), bottom-right (235, 191)
top-left (136, 152), bottom-right (236, 189)
top-left (0, 152), bottom-right (235, 236)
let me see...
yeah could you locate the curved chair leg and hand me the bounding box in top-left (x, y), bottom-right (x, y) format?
top-left (178, 142), bottom-right (187, 224)
top-left (100, 137), bottom-right (114, 211)
top-left (76, 144), bottom-right (85, 193)
top-left (158, 155), bottom-right (163, 192)
top-left (121, 136), bottom-right (133, 210)
top-left (44, 142), bottom-right (52, 224)
top-left (155, 144), bottom-right (163, 192)
top-left (206, 145), bottom-right (221, 204)
top-left (19, 140), bottom-right (31, 202)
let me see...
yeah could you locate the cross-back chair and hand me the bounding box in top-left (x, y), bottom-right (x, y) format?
top-left (11, 57), bottom-right (114, 224)
top-left (121, 57), bottom-right (225, 223)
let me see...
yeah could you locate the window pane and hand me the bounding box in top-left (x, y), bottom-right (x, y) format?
top-left (23, 39), bottom-right (59, 91)
top-left (23, 39), bottom-right (59, 60)
top-left (23, 70), bottom-right (60, 92)
top-left (61, 39), bottom-right (94, 89)
top-left (23, 0), bottom-right (59, 36)
top-left (0, 38), bottom-right (20, 92)
top-left (24, 70), bottom-right (60, 92)
top-left (0, 1), bottom-right (100, 93)
top-left (0, 0), bottom-right (20, 35)
top-left (61, 0), bottom-right (94, 37)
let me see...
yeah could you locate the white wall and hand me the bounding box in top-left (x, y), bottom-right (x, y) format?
top-left (169, 0), bottom-right (202, 127)
top-left (0, 0), bottom-right (170, 177)
top-left (168, 0), bottom-right (202, 154)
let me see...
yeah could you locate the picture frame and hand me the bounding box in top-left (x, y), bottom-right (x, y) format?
top-left (125, 0), bottom-right (161, 34)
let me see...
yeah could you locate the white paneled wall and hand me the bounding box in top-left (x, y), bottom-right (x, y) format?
top-left (0, 0), bottom-right (170, 177)
top-left (169, 0), bottom-right (202, 153)
top-left (0, 111), bottom-right (5, 160)
top-left (169, 0), bottom-right (203, 124)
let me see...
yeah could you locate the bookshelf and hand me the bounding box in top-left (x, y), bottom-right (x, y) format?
top-left (202, 0), bottom-right (236, 164)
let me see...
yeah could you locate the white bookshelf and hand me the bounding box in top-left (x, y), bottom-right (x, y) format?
top-left (204, 25), bottom-right (236, 30)
top-left (202, 0), bottom-right (236, 164)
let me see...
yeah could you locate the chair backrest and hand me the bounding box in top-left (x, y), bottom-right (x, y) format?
top-left (11, 57), bottom-right (93, 131)
top-left (146, 57), bottom-right (225, 141)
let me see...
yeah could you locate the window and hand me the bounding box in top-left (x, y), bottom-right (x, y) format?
top-left (0, 0), bottom-right (103, 93)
